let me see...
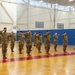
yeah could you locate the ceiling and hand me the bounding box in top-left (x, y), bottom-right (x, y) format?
top-left (36, 0), bottom-right (75, 6)
top-left (1, 0), bottom-right (75, 6)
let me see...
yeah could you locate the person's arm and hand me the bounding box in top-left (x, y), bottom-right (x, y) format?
top-left (31, 35), bottom-right (33, 41)
top-left (17, 33), bottom-right (20, 37)
top-left (6, 33), bottom-right (9, 41)
top-left (44, 34), bottom-right (47, 37)
top-left (50, 35), bottom-right (51, 40)
top-left (24, 32), bottom-right (27, 37)
top-left (0, 31), bottom-right (3, 36)
top-left (41, 35), bottom-right (42, 44)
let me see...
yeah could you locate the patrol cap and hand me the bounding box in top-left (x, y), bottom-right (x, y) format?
top-left (20, 31), bottom-right (22, 32)
top-left (47, 31), bottom-right (50, 33)
top-left (38, 32), bottom-right (41, 35)
top-left (38, 32), bottom-right (41, 34)
top-left (4, 27), bottom-right (7, 29)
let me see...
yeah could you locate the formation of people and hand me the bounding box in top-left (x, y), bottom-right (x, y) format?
top-left (0, 27), bottom-right (68, 59)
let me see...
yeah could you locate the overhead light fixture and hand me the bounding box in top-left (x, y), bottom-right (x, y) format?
top-left (55, 3), bottom-right (58, 5)
top-left (40, 0), bottom-right (43, 2)
top-left (69, 0), bottom-right (74, 2)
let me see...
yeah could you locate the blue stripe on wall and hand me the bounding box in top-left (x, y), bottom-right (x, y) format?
top-left (17, 29), bottom-right (75, 46)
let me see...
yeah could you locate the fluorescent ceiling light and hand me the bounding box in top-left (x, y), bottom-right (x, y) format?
top-left (40, 0), bottom-right (43, 2)
top-left (55, 3), bottom-right (58, 5)
top-left (69, 0), bottom-right (74, 2)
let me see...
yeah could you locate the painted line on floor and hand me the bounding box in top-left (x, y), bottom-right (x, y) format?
top-left (0, 52), bottom-right (75, 63)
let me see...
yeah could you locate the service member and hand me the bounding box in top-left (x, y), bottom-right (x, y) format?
top-left (53, 33), bottom-right (58, 51)
top-left (0, 27), bottom-right (9, 59)
top-left (62, 32), bottom-right (68, 53)
top-left (24, 30), bottom-right (32, 56)
top-left (18, 31), bottom-right (25, 54)
top-left (10, 32), bottom-right (16, 52)
top-left (44, 31), bottom-right (51, 54)
top-left (36, 33), bottom-right (42, 53)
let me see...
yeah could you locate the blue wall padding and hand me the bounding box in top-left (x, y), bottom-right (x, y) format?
top-left (17, 29), bottom-right (75, 46)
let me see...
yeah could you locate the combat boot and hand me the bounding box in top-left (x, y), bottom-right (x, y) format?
top-left (3, 56), bottom-right (7, 59)
top-left (38, 50), bottom-right (42, 53)
top-left (27, 54), bottom-right (31, 56)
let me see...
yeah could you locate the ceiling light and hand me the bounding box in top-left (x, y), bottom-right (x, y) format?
top-left (69, 0), bottom-right (74, 2)
top-left (55, 3), bottom-right (58, 5)
top-left (40, 0), bottom-right (43, 2)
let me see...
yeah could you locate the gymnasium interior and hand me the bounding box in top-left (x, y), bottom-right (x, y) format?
top-left (0, 0), bottom-right (75, 75)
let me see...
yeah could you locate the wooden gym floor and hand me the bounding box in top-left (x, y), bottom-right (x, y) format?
top-left (0, 42), bottom-right (75, 75)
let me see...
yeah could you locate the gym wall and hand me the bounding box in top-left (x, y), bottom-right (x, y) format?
top-left (17, 4), bottom-right (75, 30)
top-left (17, 29), bottom-right (75, 46)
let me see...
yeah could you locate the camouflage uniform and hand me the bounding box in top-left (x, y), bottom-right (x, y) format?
top-left (34, 33), bottom-right (37, 46)
top-left (24, 32), bottom-right (32, 56)
top-left (36, 34), bottom-right (42, 53)
top-left (44, 32), bottom-right (51, 54)
top-left (0, 31), bottom-right (9, 59)
top-left (62, 33), bottom-right (68, 53)
top-left (7, 34), bottom-right (10, 44)
top-left (53, 34), bottom-right (58, 51)
top-left (10, 32), bottom-right (16, 52)
top-left (0, 35), bottom-right (2, 44)
top-left (18, 33), bottom-right (25, 54)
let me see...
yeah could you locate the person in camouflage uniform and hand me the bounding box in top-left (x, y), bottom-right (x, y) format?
top-left (0, 35), bottom-right (2, 44)
top-left (62, 32), bottom-right (68, 53)
top-left (24, 30), bottom-right (32, 56)
top-left (53, 33), bottom-right (58, 52)
top-left (7, 33), bottom-right (10, 44)
top-left (18, 31), bottom-right (25, 54)
top-left (10, 32), bottom-right (16, 52)
top-left (34, 32), bottom-right (37, 46)
top-left (44, 31), bottom-right (51, 54)
top-left (0, 27), bottom-right (9, 59)
top-left (36, 33), bottom-right (42, 53)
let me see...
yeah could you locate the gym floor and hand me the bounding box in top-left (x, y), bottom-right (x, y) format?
top-left (0, 42), bottom-right (75, 75)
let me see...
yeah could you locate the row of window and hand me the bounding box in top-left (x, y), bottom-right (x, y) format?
top-left (35, 21), bottom-right (64, 29)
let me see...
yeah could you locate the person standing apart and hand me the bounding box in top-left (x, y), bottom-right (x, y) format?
top-left (0, 27), bottom-right (9, 59)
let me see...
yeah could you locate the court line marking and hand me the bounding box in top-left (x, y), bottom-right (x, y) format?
top-left (0, 52), bottom-right (75, 63)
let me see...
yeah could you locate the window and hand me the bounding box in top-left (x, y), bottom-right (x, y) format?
top-left (35, 21), bottom-right (44, 28)
top-left (57, 23), bottom-right (64, 29)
